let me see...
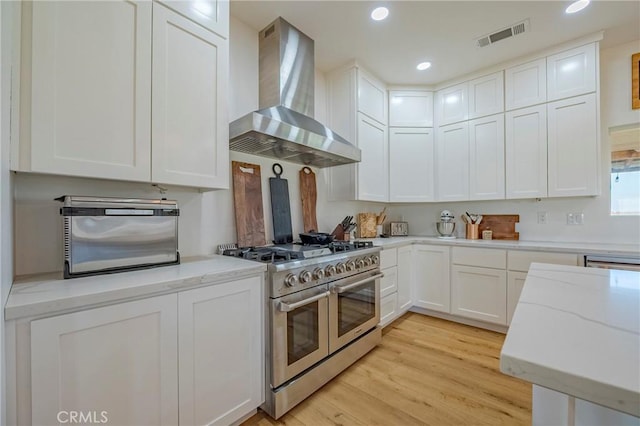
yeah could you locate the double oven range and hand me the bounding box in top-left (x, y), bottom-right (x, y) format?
top-left (224, 241), bottom-right (383, 419)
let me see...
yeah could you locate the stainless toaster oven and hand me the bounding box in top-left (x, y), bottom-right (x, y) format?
top-left (58, 196), bottom-right (180, 278)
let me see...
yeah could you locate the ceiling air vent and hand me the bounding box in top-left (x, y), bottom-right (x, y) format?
top-left (476, 19), bottom-right (530, 48)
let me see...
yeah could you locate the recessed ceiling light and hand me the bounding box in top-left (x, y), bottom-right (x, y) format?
top-left (371, 7), bottom-right (389, 21)
top-left (565, 0), bottom-right (590, 14)
top-left (417, 62), bottom-right (432, 71)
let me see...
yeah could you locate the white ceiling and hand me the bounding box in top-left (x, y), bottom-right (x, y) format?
top-left (230, 0), bottom-right (640, 86)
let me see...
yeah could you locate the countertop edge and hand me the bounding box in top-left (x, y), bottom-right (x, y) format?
top-left (5, 258), bottom-right (267, 321)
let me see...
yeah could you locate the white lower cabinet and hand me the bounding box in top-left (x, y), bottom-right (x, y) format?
top-left (396, 245), bottom-right (413, 313)
top-left (18, 275), bottom-right (264, 426)
top-left (31, 294), bottom-right (179, 426)
top-left (413, 245), bottom-right (450, 313)
top-left (380, 266), bottom-right (398, 298)
top-left (451, 265), bottom-right (507, 325)
top-left (178, 277), bottom-right (263, 426)
top-left (507, 271), bottom-right (528, 324)
top-left (380, 293), bottom-right (399, 327)
top-left (379, 248), bottom-right (399, 327)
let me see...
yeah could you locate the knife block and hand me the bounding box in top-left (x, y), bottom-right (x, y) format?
top-left (330, 224), bottom-right (349, 241)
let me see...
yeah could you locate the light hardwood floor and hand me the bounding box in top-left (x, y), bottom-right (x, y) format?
top-left (243, 312), bottom-right (532, 426)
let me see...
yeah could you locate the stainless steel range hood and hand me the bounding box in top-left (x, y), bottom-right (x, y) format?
top-left (229, 17), bottom-right (360, 168)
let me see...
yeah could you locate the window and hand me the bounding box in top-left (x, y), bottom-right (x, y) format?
top-left (610, 124), bottom-right (640, 216)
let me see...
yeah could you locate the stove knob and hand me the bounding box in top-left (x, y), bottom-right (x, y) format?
top-left (299, 270), bottom-right (312, 284)
top-left (371, 255), bottom-right (380, 265)
top-left (284, 273), bottom-right (298, 287)
top-left (336, 262), bottom-right (346, 274)
top-left (346, 260), bottom-right (356, 271)
top-left (356, 258), bottom-right (365, 269)
top-left (312, 267), bottom-right (325, 280)
top-left (363, 257), bottom-right (372, 267)
top-left (325, 265), bottom-right (337, 277)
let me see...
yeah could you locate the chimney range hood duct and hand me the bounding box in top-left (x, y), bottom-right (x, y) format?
top-left (229, 17), bottom-right (360, 168)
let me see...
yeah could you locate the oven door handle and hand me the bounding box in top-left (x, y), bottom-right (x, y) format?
top-left (331, 273), bottom-right (384, 294)
top-left (278, 291), bottom-right (330, 312)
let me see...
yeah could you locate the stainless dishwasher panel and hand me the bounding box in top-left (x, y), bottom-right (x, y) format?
top-left (584, 255), bottom-right (640, 272)
top-left (60, 196), bottom-right (180, 278)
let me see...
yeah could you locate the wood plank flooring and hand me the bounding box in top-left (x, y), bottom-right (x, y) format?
top-left (243, 312), bottom-right (531, 426)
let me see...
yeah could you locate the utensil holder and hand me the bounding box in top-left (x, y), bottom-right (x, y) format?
top-left (466, 224), bottom-right (479, 240)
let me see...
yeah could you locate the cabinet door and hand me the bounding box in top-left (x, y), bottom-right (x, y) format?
top-left (436, 82), bottom-right (468, 126)
top-left (505, 104), bottom-right (548, 199)
top-left (414, 245), bottom-right (450, 313)
top-left (389, 127), bottom-right (435, 202)
top-left (178, 276), bottom-right (263, 426)
top-left (507, 271), bottom-right (527, 324)
top-left (547, 43), bottom-right (597, 101)
top-left (468, 72), bottom-right (504, 119)
top-left (547, 93), bottom-right (598, 197)
top-left (357, 113), bottom-right (389, 201)
top-left (357, 69), bottom-right (387, 125)
top-left (380, 293), bottom-right (399, 328)
top-left (451, 265), bottom-right (507, 325)
top-left (505, 58), bottom-right (546, 110)
top-left (380, 266), bottom-right (398, 298)
top-left (469, 114), bottom-right (505, 200)
top-left (29, 1), bottom-right (152, 181)
top-left (436, 122), bottom-right (469, 201)
top-left (157, 0), bottom-right (229, 38)
top-left (397, 245), bottom-right (413, 313)
top-left (31, 295), bottom-right (178, 425)
top-left (152, 3), bottom-right (229, 189)
top-left (389, 91), bottom-right (433, 127)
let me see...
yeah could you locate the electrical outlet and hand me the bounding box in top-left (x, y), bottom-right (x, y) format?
top-left (537, 211), bottom-right (548, 224)
top-left (567, 212), bottom-right (584, 225)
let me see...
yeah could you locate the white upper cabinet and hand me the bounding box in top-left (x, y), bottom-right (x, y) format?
top-left (505, 58), bottom-right (547, 110)
top-left (25, 0), bottom-right (152, 182)
top-left (436, 122), bottom-right (469, 201)
top-left (389, 128), bottom-right (434, 202)
top-left (152, 3), bottom-right (229, 189)
top-left (547, 43), bottom-right (597, 102)
top-left (358, 68), bottom-right (387, 125)
top-left (326, 64), bottom-right (388, 201)
top-left (468, 114), bottom-right (505, 200)
top-left (157, 0), bottom-right (229, 38)
top-left (468, 72), bottom-right (504, 119)
top-left (357, 113), bottom-right (389, 202)
top-left (505, 104), bottom-right (547, 199)
top-left (16, 1), bottom-right (229, 190)
top-left (435, 82), bottom-right (468, 126)
top-left (389, 90), bottom-right (434, 127)
top-left (547, 93), bottom-right (598, 197)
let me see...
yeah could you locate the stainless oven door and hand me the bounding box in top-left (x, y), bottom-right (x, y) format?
top-left (271, 285), bottom-right (329, 388)
top-left (329, 271), bottom-right (382, 353)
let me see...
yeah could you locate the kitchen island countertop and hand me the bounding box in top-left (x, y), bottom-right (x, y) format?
top-left (5, 256), bottom-right (266, 320)
top-left (500, 263), bottom-right (640, 417)
top-left (356, 236), bottom-right (640, 257)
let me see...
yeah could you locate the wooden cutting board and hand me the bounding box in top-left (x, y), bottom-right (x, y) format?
top-left (269, 164), bottom-right (293, 244)
top-left (232, 161), bottom-right (266, 247)
top-left (478, 214), bottom-right (520, 240)
top-left (299, 166), bottom-right (318, 233)
top-left (358, 213), bottom-right (377, 238)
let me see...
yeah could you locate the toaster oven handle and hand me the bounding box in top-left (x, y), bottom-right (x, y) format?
top-left (332, 273), bottom-right (384, 294)
top-left (278, 291), bottom-right (330, 312)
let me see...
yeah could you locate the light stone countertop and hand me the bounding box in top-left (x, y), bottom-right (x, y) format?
top-left (500, 263), bottom-right (640, 417)
top-left (5, 256), bottom-right (267, 321)
top-left (356, 236), bottom-right (640, 257)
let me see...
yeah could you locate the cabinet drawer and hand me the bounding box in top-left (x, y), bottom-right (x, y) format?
top-left (380, 248), bottom-right (398, 269)
top-left (380, 266), bottom-right (398, 298)
top-left (508, 251), bottom-right (579, 272)
top-left (452, 247), bottom-right (506, 269)
top-left (380, 293), bottom-right (398, 328)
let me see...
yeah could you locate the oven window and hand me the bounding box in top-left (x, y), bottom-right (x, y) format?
top-left (338, 281), bottom-right (376, 337)
top-left (287, 302), bottom-right (320, 365)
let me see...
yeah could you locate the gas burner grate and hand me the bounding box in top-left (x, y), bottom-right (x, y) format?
top-left (223, 247), bottom-right (304, 263)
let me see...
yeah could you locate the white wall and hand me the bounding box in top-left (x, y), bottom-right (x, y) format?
top-left (1, 1), bottom-right (16, 422)
top-left (388, 39), bottom-right (640, 244)
top-left (13, 16), bottom-right (376, 276)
